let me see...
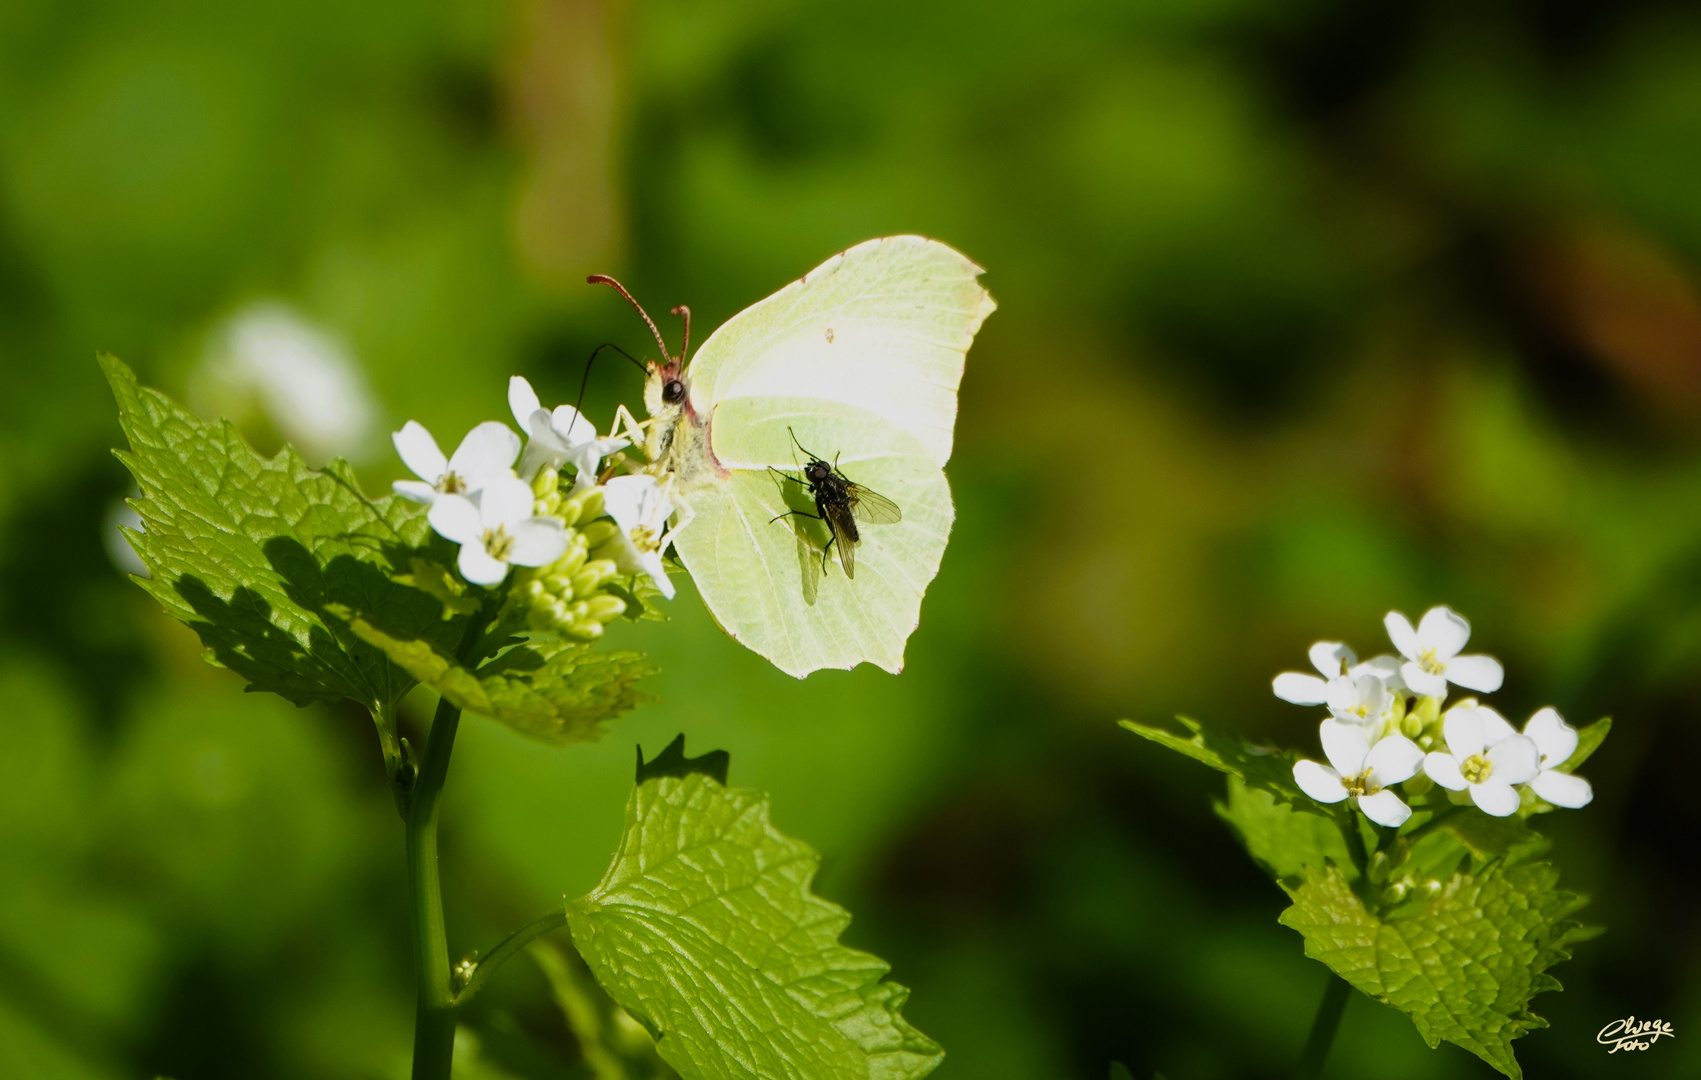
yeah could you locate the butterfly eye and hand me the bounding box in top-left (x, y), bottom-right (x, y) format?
top-left (662, 379), bottom-right (686, 405)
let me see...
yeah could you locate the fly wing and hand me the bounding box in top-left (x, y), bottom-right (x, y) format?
top-left (846, 485), bottom-right (902, 525)
top-left (824, 504), bottom-right (857, 579)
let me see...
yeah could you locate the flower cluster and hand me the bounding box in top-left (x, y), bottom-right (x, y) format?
top-left (389, 377), bottom-right (674, 634)
top-left (1277, 605), bottom-right (1593, 827)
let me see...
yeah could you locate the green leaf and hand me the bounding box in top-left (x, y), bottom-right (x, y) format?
top-left (340, 612), bottom-right (654, 745)
top-left (1120, 716), bottom-right (1305, 801)
top-left (567, 774), bottom-right (942, 1080)
top-left (102, 354), bottom-right (455, 711)
top-left (1215, 777), bottom-right (1353, 882)
top-left (1278, 860), bottom-right (1591, 1079)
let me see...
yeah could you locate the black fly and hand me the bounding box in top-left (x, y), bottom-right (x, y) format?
top-left (768, 429), bottom-right (901, 579)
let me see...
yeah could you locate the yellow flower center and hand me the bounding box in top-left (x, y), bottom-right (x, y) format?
top-left (1343, 770), bottom-right (1381, 797)
top-left (1460, 753), bottom-right (1493, 784)
top-left (437, 471), bottom-right (466, 495)
top-left (1417, 646), bottom-right (1444, 674)
top-left (482, 525), bottom-right (514, 561)
top-left (630, 525), bottom-right (661, 553)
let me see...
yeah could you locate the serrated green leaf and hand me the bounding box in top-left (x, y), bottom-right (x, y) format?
top-left (1278, 860), bottom-right (1590, 1079)
top-left (567, 774), bottom-right (942, 1080)
top-left (1120, 716), bottom-right (1304, 801)
top-left (340, 613), bottom-right (654, 745)
top-left (102, 353), bottom-right (456, 711)
top-left (1215, 777), bottom-right (1354, 882)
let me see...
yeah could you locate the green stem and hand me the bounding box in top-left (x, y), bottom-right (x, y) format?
top-left (453, 908), bottom-right (571, 1007)
top-left (1296, 974), bottom-right (1351, 1079)
top-left (408, 692), bottom-right (463, 1080)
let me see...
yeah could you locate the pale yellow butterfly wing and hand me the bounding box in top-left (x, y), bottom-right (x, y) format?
top-left (670, 237), bottom-right (994, 677)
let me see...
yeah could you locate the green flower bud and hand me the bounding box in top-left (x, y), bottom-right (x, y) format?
top-left (1380, 880), bottom-right (1409, 905)
top-left (1367, 850), bottom-right (1391, 884)
top-left (581, 520), bottom-right (618, 549)
top-left (532, 466), bottom-right (561, 500)
top-left (1411, 694), bottom-right (1442, 727)
top-left (570, 558), bottom-right (619, 598)
top-left (1403, 772), bottom-right (1433, 798)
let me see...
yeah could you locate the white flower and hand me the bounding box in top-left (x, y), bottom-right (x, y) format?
top-left (428, 476), bottom-right (567, 586)
top-left (1273, 641), bottom-right (1404, 707)
top-left (1292, 720), bottom-right (1426, 827)
top-left (508, 376), bottom-right (629, 487)
top-left (392, 420), bottom-right (520, 504)
top-left (1325, 674), bottom-right (1396, 726)
top-left (601, 474), bottom-right (676, 600)
top-left (1384, 606), bottom-right (1504, 699)
top-left (1520, 707), bottom-right (1594, 809)
top-left (1422, 705), bottom-right (1540, 816)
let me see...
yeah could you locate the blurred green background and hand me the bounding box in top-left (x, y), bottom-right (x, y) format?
top-left (2, 0), bottom-right (1699, 1076)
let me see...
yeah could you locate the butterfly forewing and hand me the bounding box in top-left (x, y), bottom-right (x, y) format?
top-left (847, 485), bottom-right (902, 525)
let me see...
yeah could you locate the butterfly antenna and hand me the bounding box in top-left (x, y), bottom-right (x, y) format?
top-left (586, 274), bottom-right (674, 362)
top-left (570, 343), bottom-right (647, 440)
top-left (672, 305), bottom-right (691, 361)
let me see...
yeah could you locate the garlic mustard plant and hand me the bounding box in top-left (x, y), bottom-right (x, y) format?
top-left (1127, 600), bottom-right (1610, 1080)
top-left (103, 352), bottom-right (941, 1080)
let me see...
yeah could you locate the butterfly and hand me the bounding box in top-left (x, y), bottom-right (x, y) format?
top-left (593, 236), bottom-right (994, 678)
top-left (768, 428), bottom-right (904, 581)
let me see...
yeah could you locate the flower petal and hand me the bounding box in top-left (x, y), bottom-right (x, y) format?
top-left (447, 421), bottom-right (521, 486)
top-left (507, 518), bottom-right (568, 567)
top-left (478, 477), bottom-right (537, 530)
top-left (508, 376), bottom-right (543, 431)
top-left (1417, 605), bottom-right (1471, 659)
top-left (457, 542), bottom-right (510, 586)
top-left (1486, 733), bottom-right (1541, 786)
top-left (1384, 611), bottom-right (1419, 659)
top-left (1354, 654), bottom-right (1406, 690)
top-left (1365, 733), bottom-right (1424, 785)
top-left (392, 479), bottom-right (438, 504)
top-left (1357, 789), bottom-right (1412, 828)
top-left (394, 421), bottom-right (447, 482)
top-left (1424, 752), bottom-right (1469, 790)
top-left (1273, 673), bottom-right (1328, 705)
top-left (428, 495), bottom-right (482, 545)
top-left (1402, 663), bottom-right (1448, 700)
top-left (637, 550), bottom-right (676, 599)
top-left (1319, 719), bottom-right (1370, 776)
top-left (1293, 760), bottom-right (1348, 803)
top-left (550, 404), bottom-right (595, 445)
top-left (1308, 641), bottom-right (1356, 679)
top-left (1475, 705), bottom-right (1516, 743)
top-left (1442, 706), bottom-right (1486, 758)
top-left (1523, 707), bottom-right (1578, 767)
top-left (1469, 779), bottom-right (1520, 817)
top-left (1445, 653), bottom-right (1504, 693)
top-left (602, 474), bottom-right (658, 527)
top-left (1529, 769), bottom-right (1593, 809)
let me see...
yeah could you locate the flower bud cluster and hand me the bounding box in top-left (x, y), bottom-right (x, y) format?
top-left (511, 468), bottom-right (632, 640)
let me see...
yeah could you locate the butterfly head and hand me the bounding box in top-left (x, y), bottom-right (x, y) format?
top-left (587, 274), bottom-right (693, 420)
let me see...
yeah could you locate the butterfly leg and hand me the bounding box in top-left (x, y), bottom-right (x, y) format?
top-left (612, 404), bottom-right (650, 452)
